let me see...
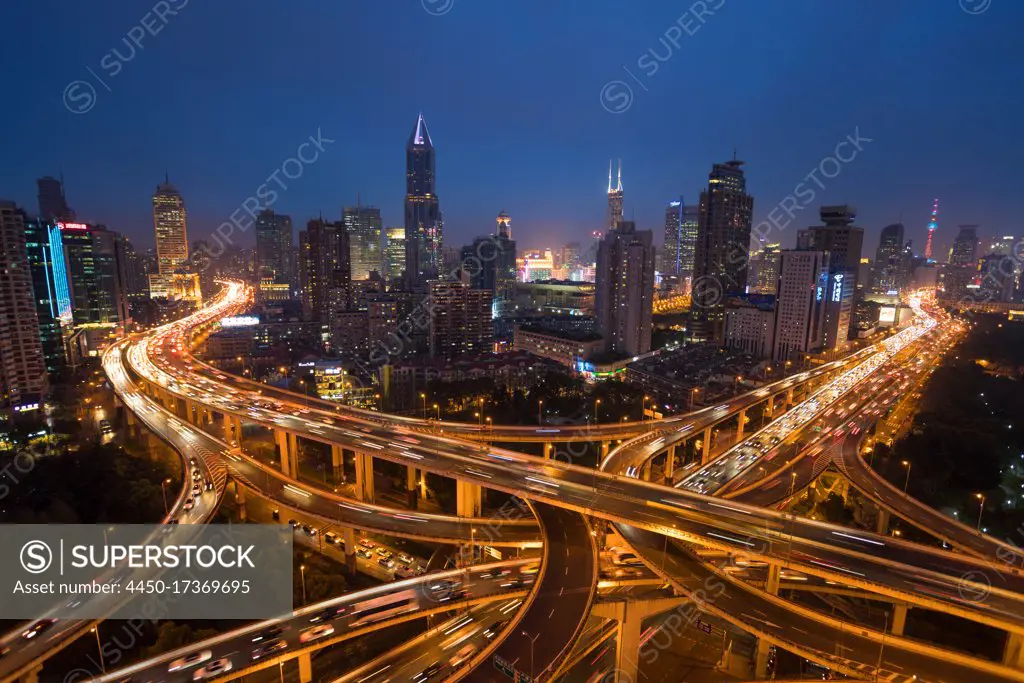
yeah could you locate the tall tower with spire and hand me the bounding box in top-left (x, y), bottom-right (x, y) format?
top-left (924, 198), bottom-right (938, 260)
top-left (404, 112), bottom-right (442, 289)
top-left (607, 159), bottom-right (624, 229)
top-left (496, 209), bottom-right (511, 239)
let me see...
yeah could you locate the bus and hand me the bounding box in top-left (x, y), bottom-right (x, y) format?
top-left (349, 589), bottom-right (419, 627)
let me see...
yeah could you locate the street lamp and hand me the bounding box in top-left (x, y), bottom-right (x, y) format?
top-left (689, 387), bottom-right (700, 411)
top-left (975, 493), bottom-right (986, 531)
top-left (901, 460), bottom-right (912, 492)
top-left (642, 395), bottom-right (650, 424)
top-left (160, 477), bottom-right (173, 516)
top-left (91, 626), bottom-right (105, 673)
top-left (420, 393), bottom-right (427, 420)
top-left (299, 564), bottom-right (307, 605)
top-left (734, 375), bottom-right (743, 396)
top-left (537, 399), bottom-right (543, 426)
top-left (433, 403), bottom-right (440, 422)
top-left (522, 630), bottom-right (540, 681)
top-left (594, 399), bottom-right (602, 422)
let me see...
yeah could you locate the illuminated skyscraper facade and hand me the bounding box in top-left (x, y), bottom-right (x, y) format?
top-left (343, 204), bottom-right (382, 281)
top-left (384, 227), bottom-right (405, 283)
top-left (595, 220), bottom-right (655, 356)
top-left (404, 113), bottom-right (442, 289)
top-left (607, 159), bottom-right (623, 228)
top-left (255, 209), bottom-right (294, 302)
top-left (25, 217), bottom-right (73, 375)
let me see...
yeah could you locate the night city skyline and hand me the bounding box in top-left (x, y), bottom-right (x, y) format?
top-left (2, 0), bottom-right (1022, 255)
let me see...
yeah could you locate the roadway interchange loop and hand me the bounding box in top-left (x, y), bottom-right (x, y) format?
top-left (45, 281), bottom-right (1024, 682)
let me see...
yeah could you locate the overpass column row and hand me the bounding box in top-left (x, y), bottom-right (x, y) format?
top-left (1004, 632), bottom-right (1024, 670)
top-left (701, 427), bottom-right (712, 464)
top-left (354, 451), bottom-right (375, 502)
top-left (275, 429), bottom-right (298, 478)
top-left (406, 465), bottom-right (418, 509)
top-left (765, 563), bottom-right (781, 596)
top-left (331, 444), bottom-right (344, 479)
top-left (875, 508), bottom-right (891, 535)
top-left (600, 441), bottom-right (610, 461)
top-left (765, 394), bottom-right (774, 419)
top-left (543, 442), bottom-right (554, 459)
top-left (233, 481), bottom-right (247, 522)
top-left (663, 445), bottom-right (677, 481)
top-left (457, 480), bottom-right (483, 517)
top-left (737, 409), bottom-right (747, 440)
top-left (342, 527), bottom-right (357, 574)
top-left (298, 652), bottom-right (312, 683)
top-left (891, 604), bottom-right (908, 637)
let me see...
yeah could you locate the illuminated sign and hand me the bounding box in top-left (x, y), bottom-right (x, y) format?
top-left (879, 306), bottom-right (897, 324)
top-left (831, 273), bottom-right (844, 303)
top-left (298, 361), bottom-right (315, 368)
top-left (14, 403), bottom-right (40, 413)
top-left (57, 222), bottom-right (89, 231)
top-left (221, 315), bottom-right (259, 327)
top-left (816, 286), bottom-right (823, 301)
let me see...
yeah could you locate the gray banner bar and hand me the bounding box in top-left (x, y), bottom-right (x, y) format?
top-left (1, 524), bottom-right (292, 619)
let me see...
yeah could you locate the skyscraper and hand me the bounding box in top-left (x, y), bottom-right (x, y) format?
top-left (607, 159), bottom-right (624, 229)
top-left (662, 199), bottom-right (682, 277)
top-left (753, 243), bottom-right (781, 295)
top-left (595, 220), bottom-right (655, 356)
top-left (796, 206), bottom-right (864, 350)
top-left (461, 211), bottom-right (517, 318)
top-left (384, 227), bottom-right (405, 283)
top-left (689, 159), bottom-right (755, 343)
top-left (773, 249), bottom-right (829, 362)
top-left (404, 113), bottom-right (442, 289)
top-left (0, 202), bottom-right (48, 413)
top-left (872, 223), bottom-right (907, 294)
top-left (303, 218), bottom-right (351, 321)
top-left (255, 209), bottom-right (294, 302)
top-left (343, 204), bottom-right (383, 281)
top-left (428, 273), bottom-right (493, 358)
top-left (60, 221), bottom-right (131, 329)
top-left (150, 177), bottom-right (199, 300)
top-left (37, 176), bottom-right (75, 222)
top-left (924, 198), bottom-right (938, 260)
top-left (24, 216), bottom-right (73, 376)
top-left (950, 225), bottom-right (980, 267)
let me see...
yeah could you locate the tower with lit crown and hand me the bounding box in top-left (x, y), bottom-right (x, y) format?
top-left (924, 198), bottom-right (938, 260)
top-left (404, 112), bottom-right (442, 290)
top-left (607, 159), bottom-right (623, 229)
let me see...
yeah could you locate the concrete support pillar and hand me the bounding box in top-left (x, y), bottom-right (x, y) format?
top-left (754, 638), bottom-right (772, 679)
top-left (231, 416), bottom-right (243, 444)
top-left (19, 665), bottom-right (42, 683)
top-left (1002, 632), bottom-right (1024, 670)
top-left (406, 465), bottom-right (418, 509)
top-left (876, 508), bottom-right (891, 536)
top-left (354, 451), bottom-right (375, 502)
top-left (126, 410), bottom-right (137, 428)
top-left (613, 604), bottom-right (644, 683)
top-left (276, 430), bottom-right (298, 478)
top-left (543, 442), bottom-right (554, 459)
top-left (737, 409), bottom-right (746, 440)
top-left (891, 604), bottom-right (908, 637)
top-left (457, 480), bottom-right (483, 518)
top-left (664, 445), bottom-right (676, 481)
top-left (234, 481), bottom-right (247, 522)
top-left (785, 387), bottom-right (794, 409)
top-left (701, 427), bottom-right (712, 464)
top-left (600, 441), bottom-right (610, 461)
top-left (298, 652), bottom-right (312, 683)
top-left (331, 444), bottom-right (344, 480)
top-left (766, 395), bottom-right (774, 419)
top-left (766, 563), bottom-right (781, 596)
top-left (343, 527), bottom-right (357, 574)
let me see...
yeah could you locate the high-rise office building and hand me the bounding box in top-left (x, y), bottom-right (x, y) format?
top-left (753, 243), bottom-right (781, 295)
top-left (343, 204), bottom-right (382, 281)
top-left (255, 209), bottom-right (294, 302)
top-left (872, 223), bottom-right (907, 294)
top-left (121, 237), bottom-right (148, 300)
top-left (302, 218), bottom-right (351, 321)
top-left (404, 113), bottom-right (442, 289)
top-left (24, 216), bottom-right (73, 375)
top-left (427, 273), bottom-right (493, 358)
top-left (662, 199), bottom-right (682, 277)
top-left (690, 159), bottom-right (755, 343)
top-left (60, 221), bottom-right (131, 330)
top-left (0, 202), bottom-right (48, 413)
top-left (384, 227), bottom-right (405, 283)
top-left (561, 242), bottom-right (582, 277)
top-left (595, 220), bottom-right (655, 356)
top-left (772, 249), bottom-right (829, 362)
top-left (36, 175), bottom-right (75, 222)
top-left (150, 177), bottom-right (199, 300)
top-left (796, 206), bottom-right (864, 350)
top-left (978, 253), bottom-right (1016, 303)
top-left (607, 159), bottom-right (624, 228)
top-left (987, 235), bottom-right (1015, 256)
top-left (951, 225), bottom-right (980, 266)
top-left (461, 211), bottom-right (517, 318)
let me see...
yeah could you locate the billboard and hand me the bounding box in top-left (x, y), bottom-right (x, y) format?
top-left (879, 306), bottom-right (897, 324)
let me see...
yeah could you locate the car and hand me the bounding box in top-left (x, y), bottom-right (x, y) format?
top-left (298, 624), bottom-right (334, 644)
top-left (183, 499), bottom-right (195, 511)
top-left (309, 605), bottom-right (346, 623)
top-left (251, 639), bottom-right (288, 660)
top-left (288, 519), bottom-right (299, 528)
top-left (21, 619), bottom-right (57, 640)
top-left (204, 479), bottom-right (214, 491)
top-left (301, 525), bottom-right (314, 535)
top-left (192, 483), bottom-right (201, 493)
top-left (168, 650), bottom-right (212, 672)
top-left (520, 563), bottom-right (540, 576)
top-left (375, 548), bottom-right (392, 558)
top-left (397, 553), bottom-right (414, 565)
top-left (412, 662), bottom-right (444, 681)
top-left (271, 508), bottom-right (280, 520)
top-left (251, 625), bottom-right (286, 643)
top-left (378, 557), bottom-right (395, 569)
top-left (483, 619), bottom-right (509, 639)
top-left (324, 532), bottom-right (339, 545)
top-left (358, 538), bottom-right (375, 549)
top-left (449, 644), bottom-right (478, 668)
top-left (193, 658), bottom-right (232, 680)
top-left (357, 548), bottom-right (373, 560)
